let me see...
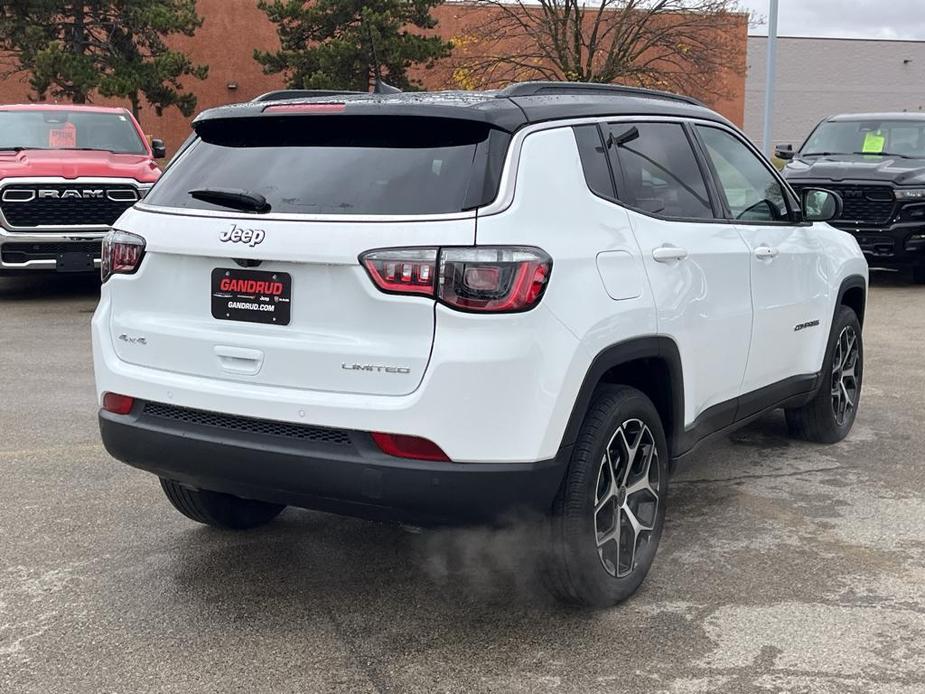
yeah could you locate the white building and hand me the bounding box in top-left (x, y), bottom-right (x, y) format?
top-left (745, 36), bottom-right (925, 152)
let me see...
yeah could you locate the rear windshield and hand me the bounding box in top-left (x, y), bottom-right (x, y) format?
top-left (144, 116), bottom-right (508, 215)
top-left (0, 110), bottom-right (147, 155)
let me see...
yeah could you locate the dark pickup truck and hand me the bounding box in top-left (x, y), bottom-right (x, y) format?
top-left (778, 112), bottom-right (925, 282)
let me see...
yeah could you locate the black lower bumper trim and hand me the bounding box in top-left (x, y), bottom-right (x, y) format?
top-left (0, 240), bottom-right (102, 263)
top-left (99, 404), bottom-right (569, 526)
top-left (837, 227), bottom-right (925, 267)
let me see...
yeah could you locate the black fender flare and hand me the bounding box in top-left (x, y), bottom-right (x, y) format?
top-left (557, 336), bottom-right (685, 459)
top-left (836, 274), bottom-right (867, 325)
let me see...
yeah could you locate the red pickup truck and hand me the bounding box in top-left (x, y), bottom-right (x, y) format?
top-left (0, 104), bottom-right (163, 276)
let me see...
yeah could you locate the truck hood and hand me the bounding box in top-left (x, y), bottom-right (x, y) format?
top-left (783, 154), bottom-right (925, 186)
top-left (0, 149), bottom-right (160, 183)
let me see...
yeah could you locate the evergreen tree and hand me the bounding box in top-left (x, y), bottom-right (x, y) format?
top-left (255, 0), bottom-right (451, 91)
top-left (0, 0), bottom-right (208, 118)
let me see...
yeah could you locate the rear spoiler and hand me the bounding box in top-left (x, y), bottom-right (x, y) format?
top-left (195, 95), bottom-right (527, 134)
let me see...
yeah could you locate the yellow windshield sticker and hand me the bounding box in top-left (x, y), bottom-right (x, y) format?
top-left (862, 131), bottom-right (885, 153)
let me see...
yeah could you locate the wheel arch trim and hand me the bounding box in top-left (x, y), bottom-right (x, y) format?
top-left (558, 336), bottom-right (684, 459)
top-left (837, 274), bottom-right (867, 325)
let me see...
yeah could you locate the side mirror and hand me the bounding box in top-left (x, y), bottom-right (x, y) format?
top-left (774, 143), bottom-right (795, 161)
top-left (150, 138), bottom-right (167, 159)
top-left (802, 188), bottom-right (842, 222)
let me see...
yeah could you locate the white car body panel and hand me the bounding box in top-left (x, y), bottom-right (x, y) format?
top-left (93, 116), bottom-right (868, 465)
top-left (106, 208), bottom-right (476, 397)
top-left (736, 221), bottom-right (855, 393)
top-left (628, 209), bottom-right (754, 425)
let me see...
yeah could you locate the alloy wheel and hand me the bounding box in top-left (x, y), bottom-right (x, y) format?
top-left (593, 419), bottom-right (660, 578)
top-left (831, 325), bottom-right (860, 427)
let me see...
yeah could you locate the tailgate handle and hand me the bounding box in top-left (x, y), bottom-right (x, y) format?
top-left (214, 346), bottom-right (264, 376)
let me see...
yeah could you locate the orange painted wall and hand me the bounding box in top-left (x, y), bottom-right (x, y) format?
top-left (0, 1), bottom-right (746, 155)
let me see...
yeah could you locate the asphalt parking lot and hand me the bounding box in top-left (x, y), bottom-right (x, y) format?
top-left (2, 273), bottom-right (924, 694)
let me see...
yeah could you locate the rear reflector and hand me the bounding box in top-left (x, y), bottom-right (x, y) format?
top-left (371, 432), bottom-right (450, 462)
top-left (263, 103), bottom-right (346, 113)
top-left (102, 392), bottom-right (135, 415)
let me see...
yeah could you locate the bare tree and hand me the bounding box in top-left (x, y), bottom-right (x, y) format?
top-left (449, 1), bottom-right (746, 100)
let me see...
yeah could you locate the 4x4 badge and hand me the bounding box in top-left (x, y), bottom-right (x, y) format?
top-left (220, 223), bottom-right (265, 247)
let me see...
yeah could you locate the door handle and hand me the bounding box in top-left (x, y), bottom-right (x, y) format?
top-left (652, 245), bottom-right (689, 263)
top-left (754, 246), bottom-right (780, 260)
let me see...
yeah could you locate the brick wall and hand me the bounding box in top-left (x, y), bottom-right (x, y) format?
top-left (0, 0), bottom-right (747, 155)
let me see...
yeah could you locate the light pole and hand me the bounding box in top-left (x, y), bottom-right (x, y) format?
top-left (762, 0), bottom-right (779, 156)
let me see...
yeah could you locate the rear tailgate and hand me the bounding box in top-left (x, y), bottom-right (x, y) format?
top-left (108, 208), bottom-right (475, 396)
top-left (103, 109), bottom-right (508, 397)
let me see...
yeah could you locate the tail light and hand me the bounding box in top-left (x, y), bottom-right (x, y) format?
top-left (360, 246), bottom-right (551, 313)
top-left (102, 392), bottom-right (135, 415)
top-left (440, 247), bottom-right (551, 312)
top-left (101, 230), bottom-right (146, 283)
top-left (371, 432), bottom-right (450, 462)
top-left (360, 248), bottom-right (437, 296)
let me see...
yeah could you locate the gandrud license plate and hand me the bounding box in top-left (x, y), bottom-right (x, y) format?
top-left (211, 268), bottom-right (292, 326)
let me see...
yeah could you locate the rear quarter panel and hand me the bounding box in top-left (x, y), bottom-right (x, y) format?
top-left (475, 126), bottom-right (657, 458)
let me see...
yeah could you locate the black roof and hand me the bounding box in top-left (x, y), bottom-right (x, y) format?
top-left (195, 81), bottom-right (730, 133)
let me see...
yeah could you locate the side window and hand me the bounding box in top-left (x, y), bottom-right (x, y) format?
top-left (573, 124), bottom-right (616, 200)
top-left (606, 122), bottom-right (714, 220)
top-left (696, 125), bottom-right (792, 223)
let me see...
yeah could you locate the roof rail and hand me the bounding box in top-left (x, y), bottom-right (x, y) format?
top-left (497, 81), bottom-right (704, 107)
top-left (251, 89), bottom-right (364, 103)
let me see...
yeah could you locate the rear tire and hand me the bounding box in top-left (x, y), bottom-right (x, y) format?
top-left (913, 266), bottom-right (925, 285)
top-left (785, 305), bottom-right (862, 443)
top-left (542, 385), bottom-right (668, 607)
top-left (160, 478), bottom-right (285, 529)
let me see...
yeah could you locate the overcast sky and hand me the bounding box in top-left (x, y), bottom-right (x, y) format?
top-left (740, 0), bottom-right (925, 40)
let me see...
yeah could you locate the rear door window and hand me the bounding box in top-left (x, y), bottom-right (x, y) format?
top-left (605, 122), bottom-right (714, 220)
top-left (145, 116), bottom-right (506, 216)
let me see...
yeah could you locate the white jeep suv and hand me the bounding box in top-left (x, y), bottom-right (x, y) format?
top-left (93, 83), bottom-right (868, 606)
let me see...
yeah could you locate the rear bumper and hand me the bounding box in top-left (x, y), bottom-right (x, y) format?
top-left (99, 402), bottom-right (569, 526)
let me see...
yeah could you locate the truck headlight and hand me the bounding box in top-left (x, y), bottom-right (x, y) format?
top-left (894, 188), bottom-right (925, 200)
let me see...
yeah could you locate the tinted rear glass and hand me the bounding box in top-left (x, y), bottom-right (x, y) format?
top-left (573, 124), bottom-right (616, 200)
top-left (145, 116), bottom-right (504, 215)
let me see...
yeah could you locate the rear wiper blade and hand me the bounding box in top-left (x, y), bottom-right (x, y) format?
top-left (0, 146), bottom-right (43, 152)
top-left (801, 151), bottom-right (847, 157)
top-left (189, 187), bottom-right (271, 213)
